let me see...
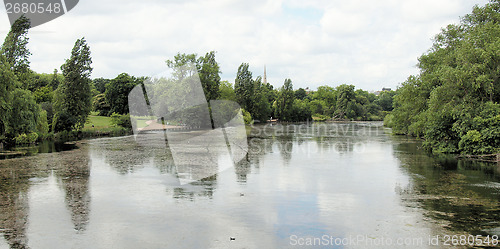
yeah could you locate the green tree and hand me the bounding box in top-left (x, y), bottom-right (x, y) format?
top-left (250, 76), bottom-right (272, 121)
top-left (105, 73), bottom-right (143, 115)
top-left (275, 78), bottom-right (295, 121)
top-left (0, 16), bottom-right (32, 83)
top-left (198, 51), bottom-right (221, 101)
top-left (234, 63), bottom-right (254, 111)
top-left (219, 81), bottom-right (236, 101)
top-left (375, 91), bottom-right (395, 111)
top-left (166, 53), bottom-right (197, 80)
top-left (92, 77), bottom-right (110, 94)
top-left (53, 38), bottom-right (93, 132)
top-left (390, 0), bottom-right (500, 154)
top-left (311, 86), bottom-right (336, 116)
top-left (0, 54), bottom-right (17, 137)
top-left (295, 88), bottom-right (307, 100)
top-left (7, 88), bottom-right (41, 137)
top-left (92, 93), bottom-right (110, 116)
top-left (335, 84), bottom-right (356, 119)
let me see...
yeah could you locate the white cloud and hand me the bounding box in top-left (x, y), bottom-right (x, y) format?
top-left (0, 0), bottom-right (490, 91)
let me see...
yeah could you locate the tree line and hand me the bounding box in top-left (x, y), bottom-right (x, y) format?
top-left (91, 53), bottom-right (395, 125)
top-left (0, 16), bottom-right (396, 147)
top-left (385, 0), bottom-right (500, 155)
top-left (1, 16), bottom-right (93, 145)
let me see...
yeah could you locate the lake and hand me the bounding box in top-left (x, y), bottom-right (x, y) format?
top-left (0, 122), bottom-right (498, 248)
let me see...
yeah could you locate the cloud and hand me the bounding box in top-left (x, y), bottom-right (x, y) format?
top-left (0, 0), bottom-right (490, 91)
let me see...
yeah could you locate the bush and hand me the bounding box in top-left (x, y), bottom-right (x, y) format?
top-left (110, 113), bottom-right (132, 129)
top-left (312, 114), bottom-right (330, 121)
top-left (241, 109), bottom-right (253, 125)
top-left (383, 113), bottom-right (394, 128)
top-left (14, 132), bottom-right (38, 145)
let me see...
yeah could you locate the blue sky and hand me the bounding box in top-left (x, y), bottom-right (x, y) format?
top-left (0, 0), bottom-right (491, 91)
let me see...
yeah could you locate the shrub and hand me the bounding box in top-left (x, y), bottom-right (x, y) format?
top-left (110, 113), bottom-right (132, 129)
top-left (14, 132), bottom-right (38, 145)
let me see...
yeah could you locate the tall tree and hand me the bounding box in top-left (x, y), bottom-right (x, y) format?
top-left (234, 63), bottom-right (254, 112)
top-left (53, 38), bottom-right (93, 132)
top-left (250, 76), bottom-right (272, 121)
top-left (275, 78), bottom-right (295, 121)
top-left (198, 51), bottom-right (221, 101)
top-left (0, 16), bottom-right (31, 80)
top-left (0, 55), bottom-right (16, 137)
top-left (166, 53), bottom-right (197, 80)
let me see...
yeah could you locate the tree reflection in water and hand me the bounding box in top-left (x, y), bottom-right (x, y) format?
top-left (0, 144), bottom-right (91, 247)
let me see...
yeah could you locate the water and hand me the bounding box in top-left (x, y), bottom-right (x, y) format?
top-left (0, 141), bottom-right (78, 160)
top-left (0, 122), bottom-right (498, 248)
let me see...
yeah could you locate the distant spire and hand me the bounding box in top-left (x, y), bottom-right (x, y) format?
top-left (263, 65), bottom-right (267, 85)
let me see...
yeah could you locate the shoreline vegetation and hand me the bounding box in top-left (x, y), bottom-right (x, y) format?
top-left (383, 0), bottom-right (500, 159)
top-left (1, 1), bottom-right (499, 160)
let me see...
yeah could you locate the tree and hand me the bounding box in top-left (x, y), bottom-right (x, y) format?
top-left (275, 78), bottom-right (295, 121)
top-left (198, 51), bottom-right (221, 101)
top-left (311, 86), bottom-right (336, 116)
top-left (250, 76), bottom-right (272, 121)
top-left (390, 0), bottom-right (500, 154)
top-left (166, 53), bottom-right (197, 80)
top-left (0, 54), bottom-right (16, 137)
top-left (7, 88), bottom-right (41, 136)
top-left (234, 63), bottom-right (254, 111)
top-left (375, 91), bottom-right (395, 111)
top-left (219, 81), bottom-right (236, 101)
top-left (335, 84), bottom-right (356, 119)
top-left (53, 38), bottom-right (93, 132)
top-left (92, 77), bottom-right (110, 94)
top-left (0, 17), bottom-right (42, 139)
top-left (0, 15), bottom-right (32, 83)
top-left (105, 73), bottom-right (143, 115)
top-left (295, 88), bottom-right (307, 100)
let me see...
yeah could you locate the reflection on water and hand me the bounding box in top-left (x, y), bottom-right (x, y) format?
top-left (0, 141), bottom-right (78, 160)
top-left (392, 140), bottom-right (500, 235)
top-left (0, 122), bottom-right (498, 248)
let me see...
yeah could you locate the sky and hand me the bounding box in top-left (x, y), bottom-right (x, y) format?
top-left (0, 0), bottom-right (491, 91)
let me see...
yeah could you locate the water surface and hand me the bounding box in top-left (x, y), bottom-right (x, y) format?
top-left (0, 122), bottom-right (498, 248)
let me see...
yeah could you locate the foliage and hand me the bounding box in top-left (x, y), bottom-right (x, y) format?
top-left (274, 78), bottom-right (295, 121)
top-left (32, 85), bottom-right (53, 103)
top-left (235, 63), bottom-right (254, 111)
top-left (53, 37), bottom-right (93, 132)
top-left (7, 88), bottom-right (41, 137)
top-left (390, 0), bottom-right (500, 154)
top-left (0, 15), bottom-right (32, 82)
top-left (0, 54), bottom-right (16, 137)
top-left (14, 132), bottom-right (38, 145)
top-left (219, 81), bottom-right (236, 101)
top-left (335, 84), bottom-right (356, 119)
top-left (92, 77), bottom-right (110, 94)
top-left (37, 110), bottom-right (49, 135)
top-left (105, 73), bottom-right (143, 115)
top-left (166, 52), bottom-right (221, 102)
top-left (295, 88), bottom-right (307, 100)
top-left (374, 91), bottom-right (395, 111)
top-left (198, 51), bottom-right (221, 101)
top-left (241, 109), bottom-right (253, 124)
top-left (92, 93), bottom-right (110, 116)
top-left (110, 113), bottom-right (132, 130)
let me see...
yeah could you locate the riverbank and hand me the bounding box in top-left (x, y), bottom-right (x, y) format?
top-left (0, 115), bottom-right (131, 159)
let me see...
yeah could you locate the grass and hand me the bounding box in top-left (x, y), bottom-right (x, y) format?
top-left (84, 115), bottom-right (113, 129)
